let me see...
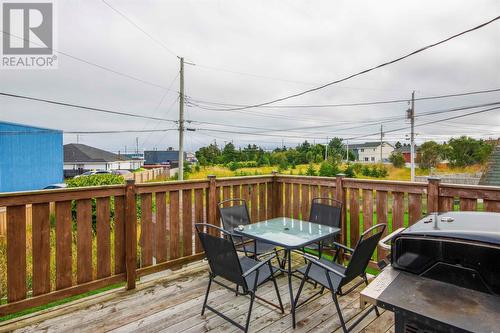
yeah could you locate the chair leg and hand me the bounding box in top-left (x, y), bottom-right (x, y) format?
top-left (201, 275), bottom-right (213, 316)
top-left (293, 262), bottom-right (311, 329)
top-left (270, 263), bottom-right (284, 313)
top-left (244, 292), bottom-right (256, 333)
top-left (332, 292), bottom-right (348, 333)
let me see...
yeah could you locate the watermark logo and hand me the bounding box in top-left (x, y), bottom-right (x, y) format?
top-left (1, 1), bottom-right (57, 69)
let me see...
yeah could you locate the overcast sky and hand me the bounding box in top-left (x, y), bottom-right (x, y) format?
top-left (1, 0), bottom-right (499, 153)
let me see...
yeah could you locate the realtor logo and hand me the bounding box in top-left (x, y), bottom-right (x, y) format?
top-left (1, 1), bottom-right (57, 69)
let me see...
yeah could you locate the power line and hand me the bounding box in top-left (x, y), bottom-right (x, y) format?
top-left (0, 92), bottom-right (178, 123)
top-left (186, 87), bottom-right (500, 110)
top-left (101, 0), bottom-right (178, 58)
top-left (189, 16), bottom-right (500, 111)
top-left (346, 105), bottom-right (500, 140)
top-left (66, 129), bottom-right (177, 134)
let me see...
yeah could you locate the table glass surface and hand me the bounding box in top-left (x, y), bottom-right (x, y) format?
top-left (234, 217), bottom-right (340, 248)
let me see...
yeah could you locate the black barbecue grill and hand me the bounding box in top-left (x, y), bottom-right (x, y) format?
top-left (361, 211), bottom-right (500, 333)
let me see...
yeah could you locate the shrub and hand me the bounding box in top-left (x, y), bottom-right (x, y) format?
top-left (305, 163), bottom-right (317, 176)
top-left (343, 163), bottom-right (355, 178)
top-left (389, 152), bottom-right (405, 168)
top-left (318, 161), bottom-right (339, 177)
top-left (66, 174), bottom-right (125, 188)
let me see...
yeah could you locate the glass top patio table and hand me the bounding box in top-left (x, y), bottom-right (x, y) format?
top-left (233, 217), bottom-right (340, 249)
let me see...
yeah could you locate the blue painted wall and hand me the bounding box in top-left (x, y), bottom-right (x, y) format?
top-left (0, 122), bottom-right (63, 193)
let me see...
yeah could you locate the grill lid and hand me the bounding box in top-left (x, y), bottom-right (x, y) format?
top-left (401, 211), bottom-right (500, 245)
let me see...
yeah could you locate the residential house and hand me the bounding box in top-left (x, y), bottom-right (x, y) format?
top-left (0, 121), bottom-right (63, 192)
top-left (349, 142), bottom-right (394, 163)
top-left (64, 143), bottom-right (143, 177)
top-left (396, 143), bottom-right (419, 163)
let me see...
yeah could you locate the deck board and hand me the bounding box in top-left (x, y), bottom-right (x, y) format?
top-left (9, 257), bottom-right (394, 333)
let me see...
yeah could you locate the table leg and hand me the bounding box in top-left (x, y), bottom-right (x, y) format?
top-left (287, 249), bottom-right (296, 328)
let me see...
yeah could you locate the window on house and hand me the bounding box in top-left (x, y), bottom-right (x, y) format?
top-left (364, 157), bottom-right (369, 161)
top-left (371, 157), bottom-right (375, 161)
top-left (361, 149), bottom-right (364, 152)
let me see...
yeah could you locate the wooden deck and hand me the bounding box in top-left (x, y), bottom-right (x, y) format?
top-left (4, 257), bottom-right (395, 333)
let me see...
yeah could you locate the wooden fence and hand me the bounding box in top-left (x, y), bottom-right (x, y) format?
top-left (123, 167), bottom-right (170, 183)
top-left (1, 173), bottom-right (500, 316)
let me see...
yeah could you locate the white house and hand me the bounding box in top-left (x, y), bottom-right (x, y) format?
top-left (64, 143), bottom-right (143, 177)
top-left (349, 142), bottom-right (394, 163)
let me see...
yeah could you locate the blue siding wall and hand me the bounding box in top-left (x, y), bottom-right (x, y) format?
top-left (0, 122), bottom-right (63, 193)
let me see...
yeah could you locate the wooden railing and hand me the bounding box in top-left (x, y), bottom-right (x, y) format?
top-left (1, 173), bottom-right (500, 317)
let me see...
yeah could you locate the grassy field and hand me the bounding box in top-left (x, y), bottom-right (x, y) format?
top-left (187, 163), bottom-right (483, 181)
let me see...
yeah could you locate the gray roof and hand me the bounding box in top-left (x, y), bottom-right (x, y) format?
top-left (348, 141), bottom-right (393, 149)
top-left (64, 143), bottom-right (125, 163)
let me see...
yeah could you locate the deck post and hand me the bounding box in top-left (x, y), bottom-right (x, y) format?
top-left (335, 174), bottom-right (347, 246)
top-left (427, 177), bottom-right (441, 213)
top-left (125, 179), bottom-right (137, 290)
top-left (207, 175), bottom-right (217, 235)
top-left (272, 171), bottom-right (279, 218)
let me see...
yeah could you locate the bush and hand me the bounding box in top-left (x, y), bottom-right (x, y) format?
top-left (389, 152), bottom-right (405, 168)
top-left (318, 161), bottom-right (339, 177)
top-left (343, 163), bottom-right (355, 178)
top-left (305, 163), bottom-right (317, 176)
top-left (66, 174), bottom-right (125, 188)
top-left (228, 161), bottom-right (240, 171)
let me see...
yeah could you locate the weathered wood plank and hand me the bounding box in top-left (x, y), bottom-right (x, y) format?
top-left (284, 182), bottom-right (291, 218)
top-left (140, 193), bottom-right (153, 267)
top-left (301, 184), bottom-right (310, 221)
top-left (259, 183), bottom-right (266, 222)
top-left (169, 191), bottom-right (180, 260)
top-left (194, 189), bottom-right (204, 253)
top-left (96, 197), bottom-right (111, 279)
top-left (32, 203), bottom-right (51, 296)
top-left (376, 191), bottom-right (388, 261)
top-left (484, 199), bottom-right (500, 212)
top-left (56, 201), bottom-right (72, 290)
top-left (362, 190), bottom-right (373, 234)
top-left (182, 189), bottom-right (193, 257)
top-left (76, 199), bottom-right (93, 284)
top-left (222, 186), bottom-right (231, 206)
top-left (439, 196), bottom-right (454, 212)
top-left (292, 183), bottom-right (300, 219)
top-left (349, 188), bottom-right (360, 247)
top-left (155, 192), bottom-right (167, 263)
top-left (392, 192), bottom-right (404, 230)
top-left (7, 205), bottom-right (26, 302)
top-left (250, 184), bottom-right (258, 221)
top-left (321, 185), bottom-right (330, 199)
top-left (408, 193), bottom-right (422, 225)
top-left (460, 198), bottom-right (477, 211)
top-left (114, 196), bottom-right (126, 274)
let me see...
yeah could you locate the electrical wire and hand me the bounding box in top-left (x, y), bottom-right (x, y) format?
top-left (186, 16), bottom-right (500, 111)
top-left (101, 0), bottom-right (178, 58)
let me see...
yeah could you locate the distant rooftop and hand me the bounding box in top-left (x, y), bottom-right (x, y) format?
top-left (348, 141), bottom-right (393, 149)
top-left (64, 143), bottom-right (126, 163)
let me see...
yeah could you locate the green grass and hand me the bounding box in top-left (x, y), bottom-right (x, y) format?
top-left (0, 282), bottom-right (124, 323)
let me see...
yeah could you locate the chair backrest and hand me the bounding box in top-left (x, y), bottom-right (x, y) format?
top-left (309, 197), bottom-right (342, 228)
top-left (343, 224), bottom-right (386, 283)
top-left (195, 223), bottom-right (247, 288)
top-left (218, 199), bottom-right (251, 232)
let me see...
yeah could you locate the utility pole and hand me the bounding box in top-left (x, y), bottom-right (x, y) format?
top-left (325, 137), bottom-right (328, 161)
top-left (407, 91), bottom-right (416, 182)
top-left (76, 134), bottom-right (80, 144)
top-left (380, 124), bottom-right (384, 163)
top-left (346, 140), bottom-right (349, 162)
top-left (178, 57), bottom-right (185, 181)
top-left (135, 137), bottom-right (139, 155)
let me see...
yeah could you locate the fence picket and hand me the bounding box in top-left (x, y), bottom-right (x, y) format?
top-left (76, 199), bottom-right (93, 284)
top-left (155, 192), bottom-right (167, 263)
top-left (169, 191), bottom-right (180, 259)
top-left (140, 193), bottom-right (153, 267)
top-left (96, 197), bottom-right (111, 278)
top-left (182, 189), bottom-right (193, 257)
top-left (32, 203), bottom-right (51, 295)
top-left (7, 205), bottom-right (26, 302)
top-left (55, 201), bottom-right (72, 290)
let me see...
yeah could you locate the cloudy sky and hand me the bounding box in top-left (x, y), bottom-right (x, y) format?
top-left (1, 0), bottom-right (499, 153)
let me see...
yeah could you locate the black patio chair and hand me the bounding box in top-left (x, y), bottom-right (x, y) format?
top-left (195, 223), bottom-right (284, 333)
top-left (303, 197), bottom-right (342, 260)
top-left (219, 199), bottom-right (280, 258)
top-left (293, 224), bottom-right (387, 332)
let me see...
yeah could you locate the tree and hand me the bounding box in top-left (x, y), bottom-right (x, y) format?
top-left (448, 136), bottom-right (493, 167)
top-left (305, 163), bottom-right (317, 176)
top-left (195, 143), bottom-right (221, 165)
top-left (222, 142), bottom-right (238, 163)
top-left (389, 151), bottom-right (405, 168)
top-left (318, 161), bottom-right (339, 177)
top-left (418, 141), bottom-right (442, 169)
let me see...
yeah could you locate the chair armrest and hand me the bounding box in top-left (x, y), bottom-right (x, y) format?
top-left (302, 253), bottom-right (346, 279)
top-left (242, 253), bottom-right (276, 277)
top-left (332, 242), bottom-right (354, 253)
